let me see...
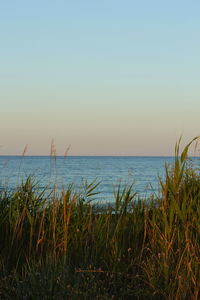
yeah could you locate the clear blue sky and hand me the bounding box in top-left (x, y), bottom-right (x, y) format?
top-left (0, 1), bottom-right (199, 155)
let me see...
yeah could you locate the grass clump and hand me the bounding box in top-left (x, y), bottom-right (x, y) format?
top-left (0, 138), bottom-right (200, 299)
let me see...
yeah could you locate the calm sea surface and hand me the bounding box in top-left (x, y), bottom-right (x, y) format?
top-left (0, 156), bottom-right (199, 203)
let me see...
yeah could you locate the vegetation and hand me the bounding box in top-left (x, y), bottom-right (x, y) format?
top-left (0, 138), bottom-right (200, 299)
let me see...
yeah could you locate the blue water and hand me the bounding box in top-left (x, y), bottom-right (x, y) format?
top-left (0, 156), bottom-right (199, 203)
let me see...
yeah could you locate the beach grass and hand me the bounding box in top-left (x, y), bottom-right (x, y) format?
top-left (0, 138), bottom-right (200, 299)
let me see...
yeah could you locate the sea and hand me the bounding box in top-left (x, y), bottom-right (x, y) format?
top-left (0, 156), bottom-right (199, 204)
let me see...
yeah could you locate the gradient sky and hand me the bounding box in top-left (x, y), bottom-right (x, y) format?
top-left (0, 1), bottom-right (199, 155)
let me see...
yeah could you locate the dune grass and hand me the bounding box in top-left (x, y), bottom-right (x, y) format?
top-left (0, 138), bottom-right (200, 299)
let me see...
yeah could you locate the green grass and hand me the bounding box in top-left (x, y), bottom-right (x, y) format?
top-left (0, 137), bottom-right (200, 299)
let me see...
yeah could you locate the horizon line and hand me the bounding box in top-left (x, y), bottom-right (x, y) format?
top-left (0, 154), bottom-right (199, 158)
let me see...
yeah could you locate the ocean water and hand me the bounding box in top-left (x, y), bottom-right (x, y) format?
top-left (0, 156), bottom-right (199, 203)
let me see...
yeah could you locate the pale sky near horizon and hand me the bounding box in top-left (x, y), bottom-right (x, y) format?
top-left (0, 1), bottom-right (200, 156)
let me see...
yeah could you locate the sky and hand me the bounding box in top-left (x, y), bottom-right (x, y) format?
top-left (0, 1), bottom-right (200, 156)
